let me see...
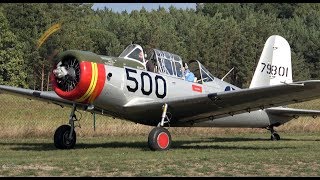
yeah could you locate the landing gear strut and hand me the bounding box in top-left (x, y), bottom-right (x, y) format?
top-left (54, 104), bottom-right (78, 149)
top-left (267, 126), bottom-right (280, 141)
top-left (148, 104), bottom-right (172, 151)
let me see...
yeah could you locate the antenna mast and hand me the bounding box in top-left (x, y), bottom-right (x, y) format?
top-left (221, 67), bottom-right (234, 81)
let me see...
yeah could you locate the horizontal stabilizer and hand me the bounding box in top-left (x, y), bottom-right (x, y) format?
top-left (266, 107), bottom-right (320, 117)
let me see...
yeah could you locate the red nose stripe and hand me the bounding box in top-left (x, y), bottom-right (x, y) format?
top-left (87, 63), bottom-right (106, 103)
top-left (52, 61), bottom-right (106, 104)
top-left (52, 61), bottom-right (92, 100)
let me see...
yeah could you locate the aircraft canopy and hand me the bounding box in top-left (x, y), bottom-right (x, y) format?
top-left (147, 49), bottom-right (184, 79)
top-left (119, 44), bottom-right (214, 84)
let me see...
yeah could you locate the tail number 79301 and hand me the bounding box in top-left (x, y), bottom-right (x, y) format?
top-left (260, 62), bottom-right (289, 77)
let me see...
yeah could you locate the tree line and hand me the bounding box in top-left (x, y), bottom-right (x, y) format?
top-left (0, 3), bottom-right (319, 89)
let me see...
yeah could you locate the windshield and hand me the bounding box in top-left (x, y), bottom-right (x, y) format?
top-left (199, 63), bottom-right (214, 82)
top-left (119, 44), bottom-right (145, 64)
top-left (119, 44), bottom-right (136, 58)
top-left (187, 60), bottom-right (214, 84)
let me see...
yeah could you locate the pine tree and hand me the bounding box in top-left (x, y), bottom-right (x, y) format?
top-left (0, 7), bottom-right (27, 87)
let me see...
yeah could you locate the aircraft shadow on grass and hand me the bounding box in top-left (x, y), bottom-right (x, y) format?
top-left (0, 137), bottom-right (319, 151)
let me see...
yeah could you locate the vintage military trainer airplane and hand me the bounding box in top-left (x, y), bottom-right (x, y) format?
top-left (1, 35), bottom-right (320, 151)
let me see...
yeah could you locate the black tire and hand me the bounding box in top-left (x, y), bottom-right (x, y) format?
top-left (271, 133), bottom-right (280, 141)
top-left (148, 127), bottom-right (171, 151)
top-left (54, 125), bottom-right (76, 149)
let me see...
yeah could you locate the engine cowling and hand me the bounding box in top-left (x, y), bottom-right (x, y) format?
top-left (51, 50), bottom-right (106, 104)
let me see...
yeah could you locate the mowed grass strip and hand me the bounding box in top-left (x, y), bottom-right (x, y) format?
top-left (0, 133), bottom-right (320, 176)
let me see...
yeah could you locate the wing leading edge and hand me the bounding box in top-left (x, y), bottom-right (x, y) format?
top-left (0, 85), bottom-right (80, 108)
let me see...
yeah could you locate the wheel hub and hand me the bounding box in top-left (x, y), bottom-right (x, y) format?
top-left (157, 132), bottom-right (169, 149)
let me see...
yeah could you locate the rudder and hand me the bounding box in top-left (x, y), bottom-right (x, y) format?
top-left (249, 35), bottom-right (292, 88)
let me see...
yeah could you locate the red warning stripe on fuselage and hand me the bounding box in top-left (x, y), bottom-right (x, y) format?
top-left (192, 84), bottom-right (202, 93)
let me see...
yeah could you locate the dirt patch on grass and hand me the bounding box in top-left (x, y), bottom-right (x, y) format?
top-left (1, 164), bottom-right (62, 176)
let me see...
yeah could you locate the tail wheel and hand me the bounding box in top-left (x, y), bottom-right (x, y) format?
top-left (271, 133), bottom-right (280, 141)
top-left (54, 125), bottom-right (76, 149)
top-left (148, 127), bottom-right (171, 151)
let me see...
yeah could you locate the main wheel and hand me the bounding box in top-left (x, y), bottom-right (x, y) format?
top-left (148, 127), bottom-right (171, 151)
top-left (271, 133), bottom-right (280, 141)
top-left (54, 125), bottom-right (76, 149)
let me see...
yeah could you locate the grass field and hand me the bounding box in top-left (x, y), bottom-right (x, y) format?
top-left (1, 94), bottom-right (320, 176)
top-left (1, 133), bottom-right (320, 176)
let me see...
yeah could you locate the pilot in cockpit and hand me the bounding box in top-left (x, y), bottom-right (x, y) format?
top-left (138, 51), bottom-right (144, 62)
top-left (145, 50), bottom-right (157, 73)
top-left (182, 63), bottom-right (195, 82)
top-left (127, 48), bottom-right (144, 63)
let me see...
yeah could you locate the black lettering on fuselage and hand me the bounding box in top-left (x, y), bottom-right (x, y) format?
top-left (125, 67), bottom-right (167, 99)
top-left (141, 72), bottom-right (152, 95)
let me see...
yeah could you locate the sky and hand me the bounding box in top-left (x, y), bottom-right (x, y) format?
top-left (91, 3), bottom-right (196, 13)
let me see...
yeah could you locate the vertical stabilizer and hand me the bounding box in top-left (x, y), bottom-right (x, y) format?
top-left (249, 35), bottom-right (292, 88)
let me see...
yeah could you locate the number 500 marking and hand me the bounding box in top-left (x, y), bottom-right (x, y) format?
top-left (125, 68), bottom-right (167, 99)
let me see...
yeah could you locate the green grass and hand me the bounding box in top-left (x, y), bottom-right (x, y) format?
top-left (0, 133), bottom-right (320, 176)
top-left (2, 94), bottom-right (320, 176)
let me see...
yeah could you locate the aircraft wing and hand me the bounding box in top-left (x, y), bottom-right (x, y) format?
top-left (124, 80), bottom-right (320, 124)
top-left (0, 85), bottom-right (83, 109)
top-left (3, 80), bottom-right (320, 125)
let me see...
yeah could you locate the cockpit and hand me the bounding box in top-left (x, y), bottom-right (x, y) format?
top-left (146, 49), bottom-right (184, 78)
top-left (187, 60), bottom-right (215, 83)
top-left (119, 44), bottom-right (146, 68)
top-left (119, 44), bottom-right (215, 84)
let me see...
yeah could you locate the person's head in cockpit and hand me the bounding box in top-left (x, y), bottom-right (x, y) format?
top-left (138, 51), bottom-right (144, 62)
